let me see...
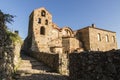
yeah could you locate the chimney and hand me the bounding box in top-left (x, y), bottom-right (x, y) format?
top-left (92, 24), bottom-right (96, 28)
top-left (14, 30), bottom-right (19, 34)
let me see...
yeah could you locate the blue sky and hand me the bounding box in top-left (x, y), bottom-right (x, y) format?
top-left (0, 0), bottom-right (120, 48)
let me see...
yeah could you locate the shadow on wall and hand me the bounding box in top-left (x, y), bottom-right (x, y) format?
top-left (21, 34), bottom-right (40, 54)
top-left (21, 36), bottom-right (60, 72)
top-left (75, 31), bottom-right (85, 50)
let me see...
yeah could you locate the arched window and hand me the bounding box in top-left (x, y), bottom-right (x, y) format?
top-left (40, 26), bottom-right (45, 35)
top-left (38, 18), bottom-right (41, 23)
top-left (112, 36), bottom-right (115, 43)
top-left (105, 35), bottom-right (109, 42)
top-left (45, 19), bottom-right (48, 25)
top-left (97, 33), bottom-right (101, 41)
top-left (41, 10), bottom-right (46, 17)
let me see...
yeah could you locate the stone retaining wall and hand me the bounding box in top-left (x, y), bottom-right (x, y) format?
top-left (69, 50), bottom-right (120, 80)
top-left (0, 43), bottom-right (21, 80)
top-left (0, 46), bottom-right (14, 80)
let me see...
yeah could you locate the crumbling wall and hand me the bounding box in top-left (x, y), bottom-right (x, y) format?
top-left (13, 42), bottom-right (21, 71)
top-left (69, 50), bottom-right (120, 80)
top-left (0, 26), bottom-right (21, 80)
top-left (59, 53), bottom-right (69, 75)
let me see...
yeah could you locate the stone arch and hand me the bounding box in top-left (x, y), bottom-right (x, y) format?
top-left (62, 27), bottom-right (73, 37)
top-left (41, 10), bottom-right (46, 17)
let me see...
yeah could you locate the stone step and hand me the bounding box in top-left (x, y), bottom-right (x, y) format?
top-left (21, 56), bottom-right (37, 62)
top-left (19, 62), bottom-right (46, 68)
top-left (16, 69), bottom-right (46, 74)
top-left (15, 54), bottom-right (69, 80)
top-left (21, 60), bottom-right (31, 63)
top-left (14, 73), bottom-right (32, 80)
top-left (21, 60), bottom-right (43, 64)
top-left (28, 61), bottom-right (45, 66)
top-left (17, 66), bottom-right (52, 72)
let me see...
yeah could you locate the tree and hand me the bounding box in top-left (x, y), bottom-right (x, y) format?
top-left (0, 10), bottom-right (15, 46)
top-left (0, 10), bottom-right (14, 26)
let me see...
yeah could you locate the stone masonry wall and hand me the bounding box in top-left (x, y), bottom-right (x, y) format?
top-left (76, 28), bottom-right (90, 51)
top-left (0, 25), bottom-right (21, 80)
top-left (27, 51), bottom-right (59, 72)
top-left (13, 42), bottom-right (21, 71)
top-left (0, 25), bottom-right (14, 80)
top-left (0, 43), bottom-right (21, 80)
top-left (89, 27), bottom-right (117, 51)
top-left (69, 50), bottom-right (120, 80)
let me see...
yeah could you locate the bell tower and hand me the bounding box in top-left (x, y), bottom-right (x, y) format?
top-left (28, 7), bottom-right (52, 52)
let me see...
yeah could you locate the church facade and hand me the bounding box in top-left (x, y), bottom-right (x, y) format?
top-left (23, 7), bottom-right (117, 54)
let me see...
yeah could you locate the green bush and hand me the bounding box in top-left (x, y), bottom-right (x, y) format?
top-left (6, 30), bottom-right (23, 45)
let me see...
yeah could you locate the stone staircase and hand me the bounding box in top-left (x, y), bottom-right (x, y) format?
top-left (14, 54), bottom-right (68, 80)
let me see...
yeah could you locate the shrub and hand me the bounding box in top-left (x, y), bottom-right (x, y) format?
top-left (6, 30), bottom-right (22, 45)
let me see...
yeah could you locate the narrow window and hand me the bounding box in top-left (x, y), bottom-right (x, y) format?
top-left (45, 19), bottom-right (48, 25)
top-left (41, 10), bottom-right (46, 17)
top-left (97, 33), bottom-right (101, 41)
top-left (38, 18), bottom-right (41, 23)
top-left (105, 35), bottom-right (109, 42)
top-left (112, 36), bottom-right (115, 43)
top-left (40, 26), bottom-right (45, 35)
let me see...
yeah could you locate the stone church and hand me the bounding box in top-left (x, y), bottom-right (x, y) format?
top-left (23, 7), bottom-right (117, 54)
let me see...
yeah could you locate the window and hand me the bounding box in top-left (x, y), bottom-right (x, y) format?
top-left (97, 33), bottom-right (101, 41)
top-left (112, 36), bottom-right (115, 43)
top-left (45, 19), bottom-right (48, 25)
top-left (41, 10), bottom-right (46, 17)
top-left (105, 35), bottom-right (109, 42)
top-left (40, 26), bottom-right (45, 35)
top-left (38, 18), bottom-right (41, 23)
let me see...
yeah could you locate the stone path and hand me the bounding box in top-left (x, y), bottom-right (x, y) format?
top-left (14, 54), bottom-right (68, 80)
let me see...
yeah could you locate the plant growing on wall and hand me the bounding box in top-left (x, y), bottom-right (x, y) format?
top-left (6, 30), bottom-right (23, 45)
